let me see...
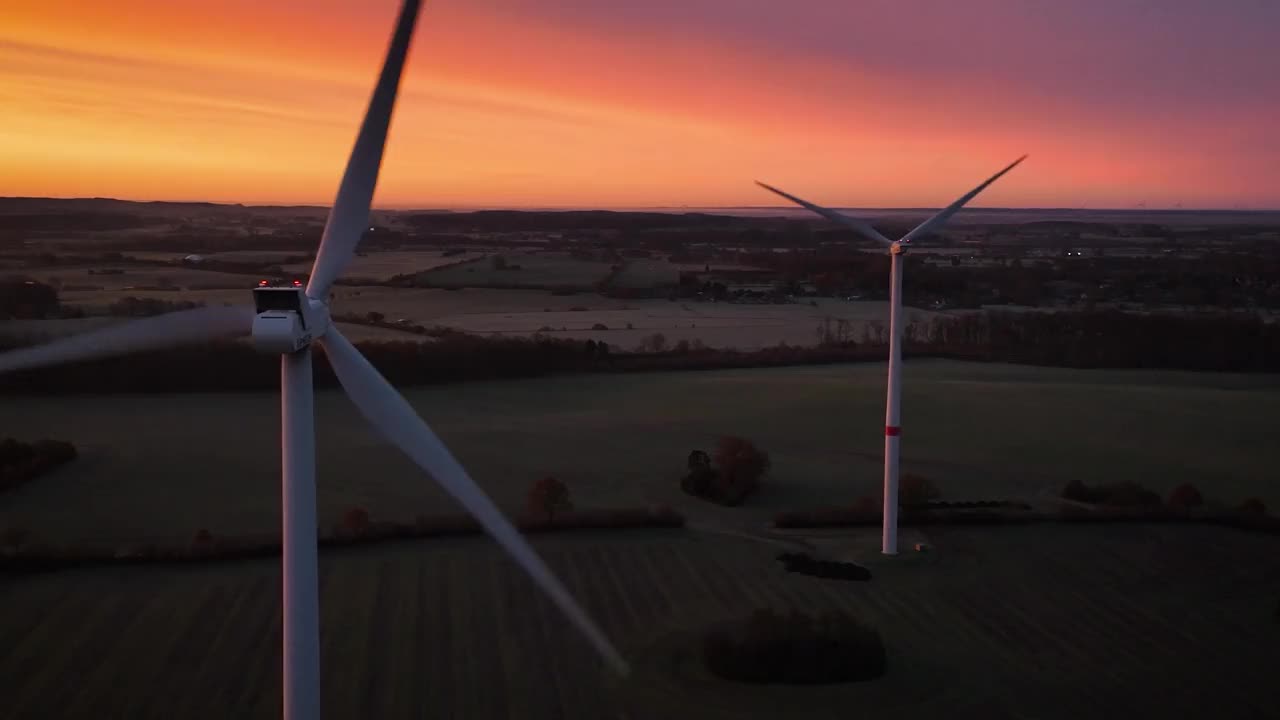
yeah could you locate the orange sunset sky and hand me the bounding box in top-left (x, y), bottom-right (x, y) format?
top-left (3, 0), bottom-right (1278, 209)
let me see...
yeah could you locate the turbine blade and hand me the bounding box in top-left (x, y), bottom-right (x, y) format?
top-left (306, 0), bottom-right (422, 298)
top-left (0, 305), bottom-right (255, 375)
top-left (755, 180), bottom-right (893, 246)
top-left (899, 155), bottom-right (1028, 244)
top-left (318, 328), bottom-right (630, 676)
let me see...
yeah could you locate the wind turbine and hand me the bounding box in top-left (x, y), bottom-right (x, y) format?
top-left (756, 155), bottom-right (1026, 554)
top-left (0, 1), bottom-right (627, 717)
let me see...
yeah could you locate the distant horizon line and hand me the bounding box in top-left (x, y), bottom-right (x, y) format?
top-left (3, 195), bottom-right (1278, 214)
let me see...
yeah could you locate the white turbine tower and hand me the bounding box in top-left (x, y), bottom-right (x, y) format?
top-left (0, 1), bottom-right (627, 717)
top-left (756, 155), bottom-right (1027, 554)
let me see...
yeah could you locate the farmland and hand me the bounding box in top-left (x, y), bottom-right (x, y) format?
top-left (8, 240), bottom-right (938, 350)
top-left (0, 315), bottom-right (426, 345)
top-left (24, 265), bottom-right (263, 292)
top-left (4, 202), bottom-right (1280, 719)
top-left (605, 260), bottom-right (764, 288)
top-left (0, 360), bottom-right (1276, 547)
top-left (279, 250), bottom-right (483, 280)
top-left (0, 524), bottom-right (1276, 718)
top-left (408, 251), bottom-right (616, 290)
top-left (16, 282), bottom-right (945, 351)
top-left (322, 289), bottom-right (943, 351)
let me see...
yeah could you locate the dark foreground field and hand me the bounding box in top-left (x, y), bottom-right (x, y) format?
top-left (1, 523), bottom-right (1277, 719)
top-left (1, 360), bottom-right (1278, 546)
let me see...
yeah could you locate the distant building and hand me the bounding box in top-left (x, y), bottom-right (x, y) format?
top-left (183, 254), bottom-right (205, 264)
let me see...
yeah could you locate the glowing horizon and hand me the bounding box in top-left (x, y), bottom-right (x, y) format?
top-left (3, 0), bottom-right (1278, 210)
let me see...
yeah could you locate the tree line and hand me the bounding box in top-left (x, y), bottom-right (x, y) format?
top-left (2, 308), bottom-right (1277, 395)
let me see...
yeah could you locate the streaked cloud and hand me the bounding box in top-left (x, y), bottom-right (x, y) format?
top-left (2, 0), bottom-right (1276, 208)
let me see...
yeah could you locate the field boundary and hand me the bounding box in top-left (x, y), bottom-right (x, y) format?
top-left (773, 503), bottom-right (1280, 534)
top-left (6, 505), bottom-right (1278, 578)
top-left (0, 507), bottom-right (685, 576)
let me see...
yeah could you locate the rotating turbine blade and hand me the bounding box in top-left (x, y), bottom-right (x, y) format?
top-left (319, 328), bottom-right (630, 676)
top-left (755, 180), bottom-right (893, 246)
top-left (306, 0), bottom-right (422, 298)
top-left (0, 305), bottom-right (255, 375)
top-left (898, 155), bottom-right (1028, 244)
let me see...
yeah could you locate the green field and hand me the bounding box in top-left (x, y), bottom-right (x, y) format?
top-left (0, 360), bottom-right (1277, 547)
top-left (0, 524), bottom-right (1276, 718)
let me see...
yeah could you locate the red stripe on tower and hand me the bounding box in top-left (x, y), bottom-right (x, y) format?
top-left (885, 426), bottom-right (901, 437)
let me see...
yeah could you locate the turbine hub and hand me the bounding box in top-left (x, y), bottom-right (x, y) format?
top-left (890, 241), bottom-right (906, 255)
top-left (250, 286), bottom-right (329, 354)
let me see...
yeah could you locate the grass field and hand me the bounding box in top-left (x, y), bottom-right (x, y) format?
top-left (610, 259), bottom-right (681, 288)
top-left (0, 524), bottom-right (1276, 718)
top-left (0, 360), bottom-right (1276, 547)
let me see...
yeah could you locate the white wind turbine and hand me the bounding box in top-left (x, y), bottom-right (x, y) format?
top-left (756, 155), bottom-right (1026, 554)
top-left (0, 1), bottom-right (627, 717)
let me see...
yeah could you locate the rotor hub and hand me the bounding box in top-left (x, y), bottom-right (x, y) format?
top-left (250, 286), bottom-right (330, 354)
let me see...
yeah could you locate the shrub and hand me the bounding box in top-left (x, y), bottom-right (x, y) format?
top-left (591, 323), bottom-right (609, 331)
top-left (1239, 497), bottom-right (1267, 515)
top-left (32, 439), bottom-right (77, 464)
top-left (898, 474), bottom-right (939, 508)
top-left (688, 450), bottom-right (711, 472)
top-left (0, 438), bottom-right (35, 467)
top-left (1168, 483), bottom-right (1204, 508)
top-left (1061, 480), bottom-right (1160, 507)
top-left (1062, 479), bottom-right (1095, 503)
top-left (0, 437), bottom-right (77, 492)
top-left (641, 332), bottom-right (667, 352)
top-left (703, 609), bottom-right (886, 685)
top-left (1, 527), bottom-right (31, 551)
top-left (680, 469), bottom-right (714, 497)
top-left (680, 449), bottom-right (718, 497)
top-left (191, 529), bottom-right (214, 553)
top-left (1102, 482), bottom-right (1161, 507)
top-left (852, 495), bottom-right (879, 513)
top-left (527, 476), bottom-right (573, 521)
top-left (713, 436), bottom-right (770, 502)
top-left (776, 552), bottom-right (872, 582)
top-left (684, 446), bottom-right (762, 505)
top-left (342, 507), bottom-right (371, 535)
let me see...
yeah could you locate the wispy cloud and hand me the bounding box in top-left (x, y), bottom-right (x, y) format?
top-left (2, 0), bottom-right (1277, 207)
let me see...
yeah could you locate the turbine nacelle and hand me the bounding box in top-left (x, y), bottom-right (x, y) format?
top-left (251, 285), bottom-right (330, 355)
top-left (889, 240), bottom-right (907, 256)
